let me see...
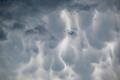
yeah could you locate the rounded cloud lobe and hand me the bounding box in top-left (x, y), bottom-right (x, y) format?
top-left (0, 0), bottom-right (120, 80)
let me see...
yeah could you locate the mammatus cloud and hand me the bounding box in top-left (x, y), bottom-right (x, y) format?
top-left (0, 0), bottom-right (120, 80)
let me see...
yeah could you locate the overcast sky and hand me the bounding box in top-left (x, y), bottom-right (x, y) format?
top-left (0, 0), bottom-right (120, 80)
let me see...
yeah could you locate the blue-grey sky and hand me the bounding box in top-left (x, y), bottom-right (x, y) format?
top-left (0, 0), bottom-right (120, 80)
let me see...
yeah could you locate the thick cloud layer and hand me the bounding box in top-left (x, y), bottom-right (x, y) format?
top-left (0, 0), bottom-right (120, 80)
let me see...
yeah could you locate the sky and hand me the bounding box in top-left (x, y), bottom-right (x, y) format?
top-left (0, 0), bottom-right (120, 80)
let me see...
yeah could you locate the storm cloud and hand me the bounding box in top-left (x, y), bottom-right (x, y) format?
top-left (0, 0), bottom-right (120, 80)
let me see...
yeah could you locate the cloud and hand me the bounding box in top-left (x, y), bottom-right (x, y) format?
top-left (11, 22), bottom-right (26, 30)
top-left (0, 0), bottom-right (120, 80)
top-left (51, 55), bottom-right (65, 72)
top-left (0, 27), bottom-right (7, 41)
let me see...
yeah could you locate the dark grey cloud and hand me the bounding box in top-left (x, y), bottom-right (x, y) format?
top-left (0, 0), bottom-right (13, 6)
top-left (0, 27), bottom-right (7, 41)
top-left (24, 25), bottom-right (48, 36)
top-left (114, 40), bottom-right (120, 64)
top-left (68, 3), bottom-right (97, 12)
top-left (114, 0), bottom-right (120, 11)
top-left (11, 22), bottom-right (26, 30)
top-left (0, 0), bottom-right (120, 80)
top-left (0, 0), bottom-right (72, 21)
top-left (24, 29), bottom-right (37, 35)
top-left (34, 25), bottom-right (48, 35)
